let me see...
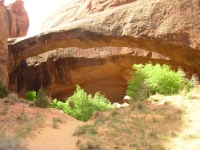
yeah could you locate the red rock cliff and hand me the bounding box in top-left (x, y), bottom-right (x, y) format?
top-left (0, 0), bottom-right (28, 85)
top-left (0, 0), bottom-right (9, 85)
top-left (5, 0), bottom-right (29, 38)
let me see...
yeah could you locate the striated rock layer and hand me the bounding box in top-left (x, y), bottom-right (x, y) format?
top-left (8, 0), bottom-right (200, 101)
top-left (9, 47), bottom-right (195, 102)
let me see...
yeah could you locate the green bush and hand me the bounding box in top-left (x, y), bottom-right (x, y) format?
top-left (126, 63), bottom-right (192, 100)
top-left (35, 88), bottom-right (49, 108)
top-left (0, 81), bottom-right (9, 98)
top-left (50, 85), bottom-right (113, 122)
top-left (25, 90), bottom-right (36, 101)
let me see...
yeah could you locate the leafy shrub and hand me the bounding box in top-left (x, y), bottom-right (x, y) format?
top-left (126, 63), bottom-right (192, 100)
top-left (25, 90), bottom-right (36, 101)
top-left (35, 88), bottom-right (49, 108)
top-left (0, 81), bottom-right (9, 98)
top-left (50, 85), bottom-right (113, 122)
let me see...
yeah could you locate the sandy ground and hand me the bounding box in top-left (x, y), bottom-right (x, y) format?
top-left (1, 97), bottom-right (200, 150)
top-left (0, 103), bottom-right (83, 150)
top-left (166, 99), bottom-right (200, 150)
top-left (25, 108), bottom-right (84, 150)
top-left (25, 99), bottom-right (200, 150)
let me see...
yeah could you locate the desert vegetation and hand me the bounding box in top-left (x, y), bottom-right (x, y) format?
top-left (50, 85), bottom-right (113, 122)
top-left (25, 90), bottom-right (36, 101)
top-left (0, 101), bottom-right (45, 149)
top-left (74, 100), bottom-right (183, 150)
top-left (0, 81), bottom-right (9, 98)
top-left (126, 63), bottom-right (195, 100)
top-left (0, 63), bottom-right (200, 149)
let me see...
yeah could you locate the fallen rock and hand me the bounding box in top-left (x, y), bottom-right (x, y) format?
top-left (123, 95), bottom-right (132, 104)
top-left (113, 102), bottom-right (122, 108)
top-left (113, 102), bottom-right (129, 108)
top-left (121, 103), bottom-right (129, 108)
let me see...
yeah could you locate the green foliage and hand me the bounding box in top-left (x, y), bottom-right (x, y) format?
top-left (0, 81), bottom-right (9, 98)
top-left (25, 90), bottom-right (36, 101)
top-left (50, 85), bottom-right (113, 122)
top-left (35, 88), bottom-right (49, 108)
top-left (126, 63), bottom-right (191, 100)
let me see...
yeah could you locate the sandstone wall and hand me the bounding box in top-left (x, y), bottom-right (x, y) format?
top-left (0, 0), bottom-right (9, 85)
top-left (5, 0), bottom-right (29, 38)
top-left (0, 0), bottom-right (28, 85)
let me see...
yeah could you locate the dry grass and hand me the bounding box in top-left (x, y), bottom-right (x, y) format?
top-left (0, 133), bottom-right (27, 150)
top-left (74, 101), bottom-right (183, 150)
top-left (52, 117), bottom-right (66, 129)
top-left (0, 102), bottom-right (45, 149)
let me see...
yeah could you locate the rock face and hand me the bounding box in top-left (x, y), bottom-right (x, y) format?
top-left (38, 0), bottom-right (137, 32)
top-left (5, 0), bottom-right (29, 38)
top-left (8, 0), bottom-right (200, 101)
top-left (0, 0), bottom-right (9, 85)
top-left (9, 47), bottom-right (195, 102)
top-left (0, 0), bottom-right (28, 85)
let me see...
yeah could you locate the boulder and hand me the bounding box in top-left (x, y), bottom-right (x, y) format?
top-left (123, 95), bottom-right (132, 104)
top-left (121, 103), bottom-right (129, 108)
top-left (113, 102), bottom-right (122, 108)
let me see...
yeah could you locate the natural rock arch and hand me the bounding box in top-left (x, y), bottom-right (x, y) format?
top-left (8, 28), bottom-right (200, 74)
top-left (8, 0), bottom-right (200, 74)
top-left (7, 0), bottom-right (200, 101)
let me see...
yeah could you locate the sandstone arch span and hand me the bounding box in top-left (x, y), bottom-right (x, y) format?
top-left (8, 28), bottom-right (200, 74)
top-left (8, 0), bottom-right (200, 74)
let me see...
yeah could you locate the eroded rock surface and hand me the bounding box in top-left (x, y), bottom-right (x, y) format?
top-left (0, 0), bottom-right (28, 85)
top-left (8, 0), bottom-right (200, 101)
top-left (5, 0), bottom-right (29, 38)
top-left (9, 47), bottom-right (195, 102)
top-left (0, 0), bottom-right (9, 85)
top-left (38, 0), bottom-right (137, 31)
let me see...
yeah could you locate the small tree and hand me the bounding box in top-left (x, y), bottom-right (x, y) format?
top-left (25, 90), bottom-right (36, 101)
top-left (126, 63), bottom-right (192, 100)
top-left (35, 88), bottom-right (49, 108)
top-left (50, 85), bottom-right (113, 122)
top-left (0, 81), bottom-right (9, 98)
